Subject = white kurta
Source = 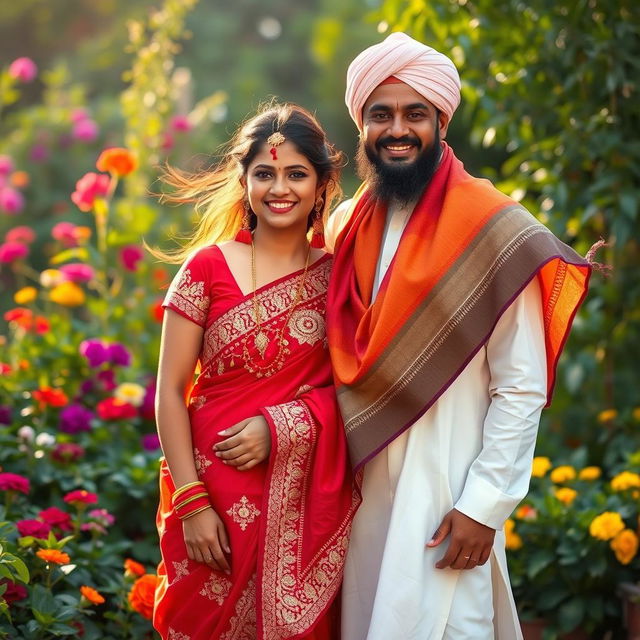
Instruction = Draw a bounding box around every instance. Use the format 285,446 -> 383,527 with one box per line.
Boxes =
336,202 -> 548,640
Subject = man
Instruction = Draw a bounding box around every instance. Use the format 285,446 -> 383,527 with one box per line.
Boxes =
325,32 -> 591,639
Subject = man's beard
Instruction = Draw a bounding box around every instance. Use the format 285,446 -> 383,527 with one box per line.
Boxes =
356,127 -> 441,204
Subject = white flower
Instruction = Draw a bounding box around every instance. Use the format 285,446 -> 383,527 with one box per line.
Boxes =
114,382 -> 146,407
17,425 -> 35,442
35,432 -> 55,447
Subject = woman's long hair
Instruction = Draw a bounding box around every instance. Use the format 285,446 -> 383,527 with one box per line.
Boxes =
152,102 -> 344,263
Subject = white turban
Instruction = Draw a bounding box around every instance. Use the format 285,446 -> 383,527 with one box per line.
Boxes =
345,32 -> 461,131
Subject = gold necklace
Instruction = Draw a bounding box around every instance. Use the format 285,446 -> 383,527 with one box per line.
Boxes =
243,239 -> 311,378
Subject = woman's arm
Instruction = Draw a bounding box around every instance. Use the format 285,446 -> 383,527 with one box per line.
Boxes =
156,309 -> 231,573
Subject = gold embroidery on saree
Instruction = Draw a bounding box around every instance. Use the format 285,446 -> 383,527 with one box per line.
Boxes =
170,559 -> 189,585
288,309 -> 325,346
199,573 -> 232,605
226,496 -> 261,531
168,628 -> 190,640
193,448 -> 212,477
166,268 -> 210,326
261,400 -> 354,637
220,575 -> 257,640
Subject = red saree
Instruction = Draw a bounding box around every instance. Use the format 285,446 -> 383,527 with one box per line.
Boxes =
154,246 -> 358,640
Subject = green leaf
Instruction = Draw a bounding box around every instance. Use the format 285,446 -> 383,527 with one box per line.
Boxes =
3,556 -> 29,584
31,584 -> 56,616
526,549 -> 555,579
557,597 -> 586,632
536,584 -> 569,611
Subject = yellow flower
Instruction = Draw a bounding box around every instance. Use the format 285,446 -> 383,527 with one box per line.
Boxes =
50,281 -> 85,307
632,407 -> 640,422
504,518 -> 523,550
597,409 -> 618,423
515,504 -> 537,520
14,286 -> 37,304
589,512 -> 625,541
611,471 -> 640,492
550,465 -> 577,483
610,529 -> 639,565
554,487 -> 578,505
531,456 -> 552,478
114,383 -> 146,408
578,466 -> 602,481
40,268 -> 65,288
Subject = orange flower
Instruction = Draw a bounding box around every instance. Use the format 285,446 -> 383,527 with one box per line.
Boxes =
611,529 -> 639,565
32,386 -> 68,408
36,548 -> 70,564
128,573 -> 158,619
80,585 -> 105,605
10,171 -> 30,189
124,558 -> 146,578
96,147 -> 137,176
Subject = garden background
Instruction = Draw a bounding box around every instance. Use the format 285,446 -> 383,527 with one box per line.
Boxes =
0,0 -> 638,638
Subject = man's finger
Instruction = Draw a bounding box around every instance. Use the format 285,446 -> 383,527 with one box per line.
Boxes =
477,547 -> 491,566
435,540 -> 460,569
427,517 -> 451,548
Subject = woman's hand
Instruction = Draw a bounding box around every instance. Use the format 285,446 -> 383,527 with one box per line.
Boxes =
214,416 -> 271,470
182,507 -> 231,573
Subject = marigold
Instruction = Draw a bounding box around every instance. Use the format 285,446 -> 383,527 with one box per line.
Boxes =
50,281 -> 85,307
550,465 -> 577,484
36,548 -> 70,565
128,573 -> 158,619
578,466 -> 602,481
597,409 -> 618,423
80,585 -> 105,605
589,511 -> 625,541
610,529 -> 639,565
96,147 -> 137,176
504,518 -> 523,550
124,558 -> 146,578
515,504 -> 537,520
632,407 -> 640,422
554,487 -> 578,505
14,286 -> 37,305
611,471 -> 640,492
531,456 -> 552,478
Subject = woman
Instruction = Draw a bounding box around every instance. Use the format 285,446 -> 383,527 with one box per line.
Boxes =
153,103 -> 359,640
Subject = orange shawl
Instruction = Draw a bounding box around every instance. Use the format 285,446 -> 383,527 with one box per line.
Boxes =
327,144 -> 591,470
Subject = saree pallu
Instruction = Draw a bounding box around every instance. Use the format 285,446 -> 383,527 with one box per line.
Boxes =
154,248 -> 358,640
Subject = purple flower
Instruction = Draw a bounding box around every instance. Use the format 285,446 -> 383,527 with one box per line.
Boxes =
79,379 -> 95,394
79,339 -> 109,368
8,57 -> 37,83
58,404 -> 94,434
29,144 -> 49,163
59,263 -> 95,283
0,405 -> 11,425
0,188 -> 25,215
107,343 -> 131,367
72,119 -> 99,143
170,115 -> 192,133
140,382 -> 156,421
141,433 -> 161,451
0,156 -> 14,176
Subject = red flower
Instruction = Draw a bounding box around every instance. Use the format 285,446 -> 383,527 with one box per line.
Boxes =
96,148 -> 137,177
38,507 -> 73,531
97,397 -> 138,421
32,386 -> 69,408
0,241 -> 28,263
150,299 -> 164,323
3,307 -> 50,334
5,226 -> 35,244
70,172 -> 111,212
128,574 -> 158,619
0,580 -> 27,605
0,473 -> 30,494
63,490 -> 98,506
51,442 -> 85,463
16,519 -> 51,539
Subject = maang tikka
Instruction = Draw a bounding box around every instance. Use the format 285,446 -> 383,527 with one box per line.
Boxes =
267,131 -> 285,160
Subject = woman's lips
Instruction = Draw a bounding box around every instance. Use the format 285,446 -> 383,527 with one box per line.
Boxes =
266,200 -> 296,213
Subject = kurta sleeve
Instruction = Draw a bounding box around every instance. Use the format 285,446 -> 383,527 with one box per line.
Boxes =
454,277 -> 547,530
162,249 -> 213,327
325,199 -> 353,253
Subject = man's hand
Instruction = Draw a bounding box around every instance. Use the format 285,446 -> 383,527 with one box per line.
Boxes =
214,416 -> 271,471
427,508 -> 495,570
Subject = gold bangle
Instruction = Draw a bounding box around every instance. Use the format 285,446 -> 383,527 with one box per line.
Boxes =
178,504 -> 211,520
172,481 -> 204,500
174,492 -> 209,511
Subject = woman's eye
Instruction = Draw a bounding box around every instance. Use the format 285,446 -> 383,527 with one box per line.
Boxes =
290,171 -> 308,179
255,171 -> 272,179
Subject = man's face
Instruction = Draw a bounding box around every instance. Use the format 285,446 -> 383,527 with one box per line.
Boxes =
357,82 -> 448,203
361,82 -> 447,167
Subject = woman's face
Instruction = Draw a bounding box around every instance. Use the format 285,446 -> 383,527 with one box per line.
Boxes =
245,140 -> 321,234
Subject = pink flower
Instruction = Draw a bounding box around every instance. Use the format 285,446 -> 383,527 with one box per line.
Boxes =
0,472 -> 30,494
70,108 -> 90,123
170,115 -> 192,132
161,132 -> 174,152
120,245 -> 144,271
51,442 -> 85,463
5,226 -> 35,244
59,263 -> 95,282
38,507 -> 72,531
0,187 -> 25,214
81,522 -> 107,535
72,119 -> 99,143
16,519 -> 51,539
63,490 -> 98,506
8,57 -> 38,83
71,172 -> 111,212
0,155 -> 14,176
0,242 -> 28,263
88,508 -> 115,526
51,221 -> 79,247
